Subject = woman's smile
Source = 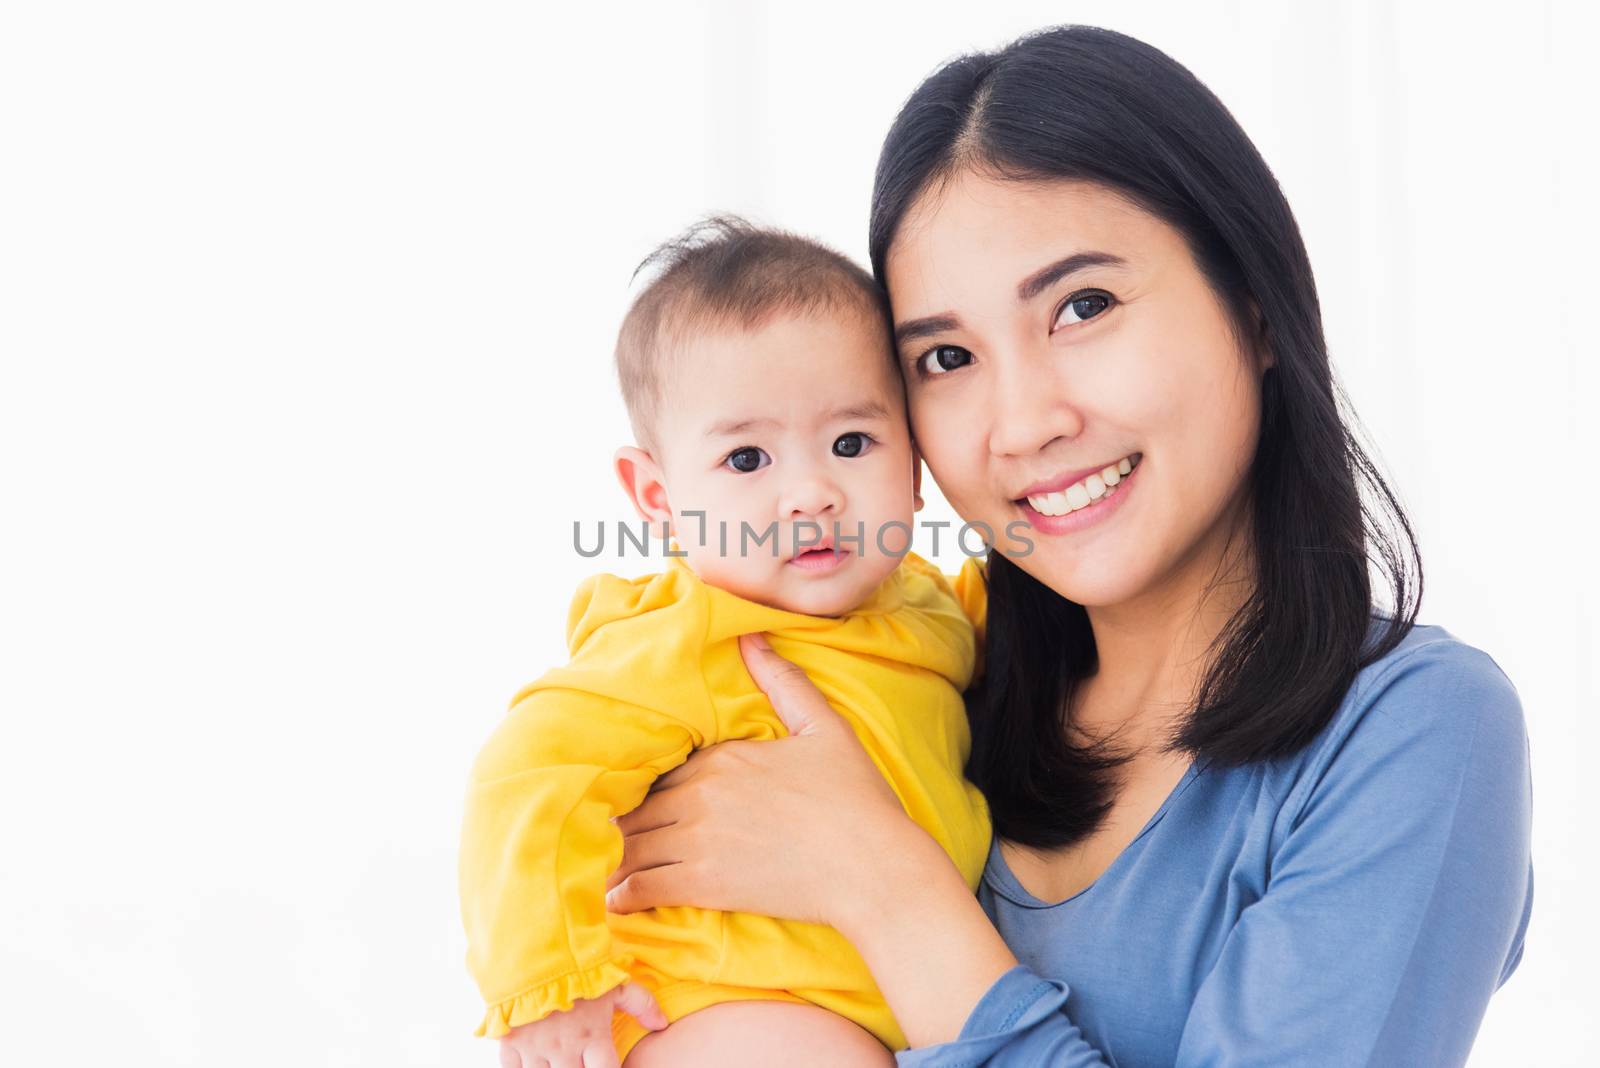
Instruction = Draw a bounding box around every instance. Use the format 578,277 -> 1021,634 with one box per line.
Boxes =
1012,453 -> 1143,536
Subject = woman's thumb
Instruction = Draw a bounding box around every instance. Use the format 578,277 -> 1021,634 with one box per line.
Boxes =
612,981 -> 668,1031
739,632 -> 837,737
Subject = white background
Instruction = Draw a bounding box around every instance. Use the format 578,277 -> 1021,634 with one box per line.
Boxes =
2,2 -> 1595,1064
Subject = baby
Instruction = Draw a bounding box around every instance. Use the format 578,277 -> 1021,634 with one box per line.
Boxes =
458,217 -> 991,1066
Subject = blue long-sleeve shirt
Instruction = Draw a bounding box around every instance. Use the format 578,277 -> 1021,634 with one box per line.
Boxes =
898,623 -> 1533,1067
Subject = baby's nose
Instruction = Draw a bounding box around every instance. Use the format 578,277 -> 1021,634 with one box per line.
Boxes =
781,475 -> 845,519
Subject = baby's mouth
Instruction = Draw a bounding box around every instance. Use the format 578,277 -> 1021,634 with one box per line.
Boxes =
788,536 -> 851,569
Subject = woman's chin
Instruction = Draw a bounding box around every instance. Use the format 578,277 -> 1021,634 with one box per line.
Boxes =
1007,549 -> 1153,609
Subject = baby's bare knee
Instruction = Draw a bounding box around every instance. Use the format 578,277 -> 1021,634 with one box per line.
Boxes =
625,1000 -> 894,1068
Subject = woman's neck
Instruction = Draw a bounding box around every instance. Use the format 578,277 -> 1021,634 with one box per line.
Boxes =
1074,498 -> 1256,752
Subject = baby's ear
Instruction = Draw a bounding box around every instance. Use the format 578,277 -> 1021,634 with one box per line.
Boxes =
613,446 -> 674,527
910,440 -> 926,513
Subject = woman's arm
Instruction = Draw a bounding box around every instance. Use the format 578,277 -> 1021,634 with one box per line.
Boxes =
605,633 -> 1019,1047
893,638 -> 1535,1067
1168,640 -> 1534,1065
895,640 -> 1534,1065
609,634 -> 1532,1065
829,807 -> 1020,1049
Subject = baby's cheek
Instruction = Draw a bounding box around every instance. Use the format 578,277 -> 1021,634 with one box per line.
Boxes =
873,514 -> 916,560
684,546 -> 765,601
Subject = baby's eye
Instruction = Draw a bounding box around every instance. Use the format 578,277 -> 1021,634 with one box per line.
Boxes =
916,345 -> 973,377
833,432 -> 874,458
1053,290 -> 1115,330
724,446 -> 770,474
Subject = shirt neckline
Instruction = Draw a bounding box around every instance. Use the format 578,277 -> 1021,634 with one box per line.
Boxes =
983,758 -> 1206,910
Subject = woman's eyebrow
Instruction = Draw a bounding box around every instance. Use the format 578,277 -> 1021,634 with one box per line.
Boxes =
894,314 -> 960,347
894,251 -> 1132,347
1017,251 -> 1130,301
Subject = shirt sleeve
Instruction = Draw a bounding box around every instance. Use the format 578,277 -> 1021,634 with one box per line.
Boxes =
457,681 -> 708,1038
895,966 -> 1101,1067
949,556 -> 989,680
897,639 -> 1534,1067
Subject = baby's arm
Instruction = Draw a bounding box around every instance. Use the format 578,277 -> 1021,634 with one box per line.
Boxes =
497,979 -> 667,1068
948,555 -> 988,641
459,681 -> 713,1042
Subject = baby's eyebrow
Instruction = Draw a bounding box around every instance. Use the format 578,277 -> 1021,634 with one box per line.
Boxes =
703,401 -> 891,439
828,401 -> 892,422
705,416 -> 777,438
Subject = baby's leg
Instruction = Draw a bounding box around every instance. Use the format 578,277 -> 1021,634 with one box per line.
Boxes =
624,999 -> 895,1068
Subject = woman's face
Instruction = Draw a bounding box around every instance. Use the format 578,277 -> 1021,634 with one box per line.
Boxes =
885,170 -> 1269,609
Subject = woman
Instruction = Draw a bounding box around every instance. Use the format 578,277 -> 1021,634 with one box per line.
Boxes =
606,25 -> 1533,1065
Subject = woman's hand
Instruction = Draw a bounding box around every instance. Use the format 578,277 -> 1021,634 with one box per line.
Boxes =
605,631 -> 1019,1048
604,632 -> 932,935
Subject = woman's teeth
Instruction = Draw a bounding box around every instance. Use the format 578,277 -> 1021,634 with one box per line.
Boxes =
1025,455 -> 1139,516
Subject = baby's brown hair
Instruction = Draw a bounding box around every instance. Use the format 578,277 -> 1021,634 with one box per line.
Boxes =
614,215 -> 893,456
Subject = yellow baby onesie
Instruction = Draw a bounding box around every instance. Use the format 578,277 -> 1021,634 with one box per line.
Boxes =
459,550 -> 991,1058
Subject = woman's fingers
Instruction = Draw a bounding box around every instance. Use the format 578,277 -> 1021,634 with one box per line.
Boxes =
646,754 -> 705,792
613,792 -> 680,837
607,855 -> 697,914
602,634 -> 911,928
606,821 -> 684,891
614,760 -> 711,833
738,632 -> 844,738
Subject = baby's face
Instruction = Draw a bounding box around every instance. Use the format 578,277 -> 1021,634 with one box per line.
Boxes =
650,306 -> 918,616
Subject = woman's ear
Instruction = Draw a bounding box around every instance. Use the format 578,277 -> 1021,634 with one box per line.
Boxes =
1249,300 -> 1275,373
613,446 -> 674,529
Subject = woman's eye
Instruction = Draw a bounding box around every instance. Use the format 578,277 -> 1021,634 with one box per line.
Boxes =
916,344 -> 973,377
833,432 -> 874,458
1053,290 -> 1115,329
724,446 -> 770,473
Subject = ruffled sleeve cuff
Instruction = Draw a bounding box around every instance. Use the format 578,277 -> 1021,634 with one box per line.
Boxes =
475,955 -> 635,1038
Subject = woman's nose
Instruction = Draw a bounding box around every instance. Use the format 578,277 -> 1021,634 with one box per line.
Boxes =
987,350 -> 1085,457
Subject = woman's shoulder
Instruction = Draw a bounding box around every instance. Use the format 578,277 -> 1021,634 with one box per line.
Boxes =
1275,620 -> 1529,819
1345,621 -> 1523,736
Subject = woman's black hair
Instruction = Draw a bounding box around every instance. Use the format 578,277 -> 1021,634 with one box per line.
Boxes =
868,25 -> 1422,849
